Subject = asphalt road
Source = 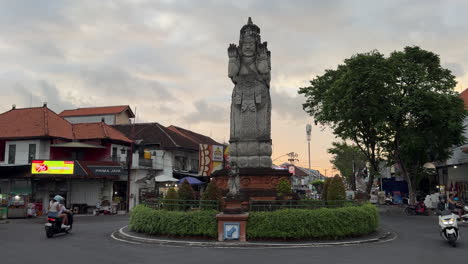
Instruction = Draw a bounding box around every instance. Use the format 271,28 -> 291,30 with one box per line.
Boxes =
0,208 -> 467,264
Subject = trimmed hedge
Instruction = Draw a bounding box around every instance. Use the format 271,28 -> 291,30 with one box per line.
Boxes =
247,203 -> 379,240
129,205 -> 218,238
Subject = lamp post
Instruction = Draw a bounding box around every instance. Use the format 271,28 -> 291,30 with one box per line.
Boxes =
306,124 -> 312,171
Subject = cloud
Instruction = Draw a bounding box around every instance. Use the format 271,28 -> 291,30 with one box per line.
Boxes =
183,100 -> 229,124
271,88 -> 310,123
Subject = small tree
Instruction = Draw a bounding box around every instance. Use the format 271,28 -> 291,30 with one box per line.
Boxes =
201,180 -> 221,210
178,179 -> 195,200
276,178 -> 291,197
327,175 -> 346,205
321,177 -> 333,201
164,187 -> 179,211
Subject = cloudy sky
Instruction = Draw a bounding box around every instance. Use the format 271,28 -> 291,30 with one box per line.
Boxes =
1,0 -> 467,175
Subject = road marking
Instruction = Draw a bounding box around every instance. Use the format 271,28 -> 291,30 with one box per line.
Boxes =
111,231 -> 141,245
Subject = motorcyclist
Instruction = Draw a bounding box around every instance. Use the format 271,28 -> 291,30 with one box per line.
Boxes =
53,195 -> 71,229
448,194 -> 463,219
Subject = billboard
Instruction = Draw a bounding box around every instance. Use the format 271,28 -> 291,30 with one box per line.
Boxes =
199,144 -> 229,176
31,160 -> 75,175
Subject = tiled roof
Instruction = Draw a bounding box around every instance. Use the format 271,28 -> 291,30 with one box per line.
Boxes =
0,106 -> 132,144
460,89 -> 468,108
59,105 -> 135,118
0,107 -> 74,140
167,125 -> 221,145
73,123 -> 132,143
113,123 -> 218,151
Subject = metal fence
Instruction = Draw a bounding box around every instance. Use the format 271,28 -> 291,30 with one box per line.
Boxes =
143,199 -> 219,211
249,200 -> 364,211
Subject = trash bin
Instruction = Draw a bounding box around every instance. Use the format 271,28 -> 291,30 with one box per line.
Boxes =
0,207 -> 8,220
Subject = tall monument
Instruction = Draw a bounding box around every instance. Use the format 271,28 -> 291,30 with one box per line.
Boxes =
213,18 -> 290,204
228,17 -> 272,169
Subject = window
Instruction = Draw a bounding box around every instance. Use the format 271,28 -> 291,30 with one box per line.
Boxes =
28,144 -> 36,163
8,144 -> 16,164
112,147 -> 118,161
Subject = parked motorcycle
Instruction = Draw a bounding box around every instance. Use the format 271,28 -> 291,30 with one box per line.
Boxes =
44,212 -> 73,238
405,201 -> 429,216
438,210 -> 459,247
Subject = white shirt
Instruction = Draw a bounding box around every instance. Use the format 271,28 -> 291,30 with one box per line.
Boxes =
49,201 -> 59,213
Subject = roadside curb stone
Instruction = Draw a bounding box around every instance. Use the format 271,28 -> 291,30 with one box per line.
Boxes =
112,226 -> 397,248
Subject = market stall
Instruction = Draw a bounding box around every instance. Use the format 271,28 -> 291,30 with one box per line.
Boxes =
7,193 -> 29,218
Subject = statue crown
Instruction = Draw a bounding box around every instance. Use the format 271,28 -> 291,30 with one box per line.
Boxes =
239,17 -> 260,43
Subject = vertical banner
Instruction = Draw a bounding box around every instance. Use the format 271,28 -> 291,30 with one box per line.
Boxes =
199,145 -> 229,176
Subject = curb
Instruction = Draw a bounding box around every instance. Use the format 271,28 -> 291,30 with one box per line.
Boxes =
112,226 -> 397,248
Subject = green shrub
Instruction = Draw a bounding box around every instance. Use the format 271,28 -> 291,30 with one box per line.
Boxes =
276,178 -> 291,196
247,203 -> 379,240
129,205 -> 218,238
322,177 -> 333,200
163,187 -> 180,211
178,179 -> 195,200
327,175 -> 346,205
201,180 -> 222,210
202,180 -> 221,201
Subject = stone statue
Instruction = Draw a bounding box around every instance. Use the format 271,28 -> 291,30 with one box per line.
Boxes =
227,161 -> 240,196
228,17 -> 272,169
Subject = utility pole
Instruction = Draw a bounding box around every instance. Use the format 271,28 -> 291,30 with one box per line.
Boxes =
306,124 -> 312,171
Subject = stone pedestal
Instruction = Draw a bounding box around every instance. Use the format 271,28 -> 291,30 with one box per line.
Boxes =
216,213 -> 249,242
213,168 -> 292,202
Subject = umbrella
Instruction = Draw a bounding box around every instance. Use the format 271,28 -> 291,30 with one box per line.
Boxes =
178,176 -> 203,185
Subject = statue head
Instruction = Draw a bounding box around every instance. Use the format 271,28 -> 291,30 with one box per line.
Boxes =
239,17 -> 261,57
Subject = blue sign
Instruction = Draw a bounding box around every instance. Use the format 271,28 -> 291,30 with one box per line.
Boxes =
223,223 -> 240,240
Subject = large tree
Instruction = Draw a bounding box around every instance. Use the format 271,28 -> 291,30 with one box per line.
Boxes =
299,46 -> 466,203
299,51 -> 392,194
328,142 -> 367,191
386,46 -> 466,204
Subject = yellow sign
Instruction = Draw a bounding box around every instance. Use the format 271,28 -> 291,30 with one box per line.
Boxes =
31,160 -> 75,174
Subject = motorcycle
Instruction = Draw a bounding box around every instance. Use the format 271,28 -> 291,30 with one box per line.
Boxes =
438,210 -> 459,247
405,201 -> 429,216
44,212 -> 73,238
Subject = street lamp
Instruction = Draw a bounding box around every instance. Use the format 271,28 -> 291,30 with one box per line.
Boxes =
306,124 -> 312,171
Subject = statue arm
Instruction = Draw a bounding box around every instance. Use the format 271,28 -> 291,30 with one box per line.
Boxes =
228,44 -> 240,80
256,42 -> 270,75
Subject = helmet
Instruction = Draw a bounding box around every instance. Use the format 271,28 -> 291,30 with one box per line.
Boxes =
53,195 -> 64,202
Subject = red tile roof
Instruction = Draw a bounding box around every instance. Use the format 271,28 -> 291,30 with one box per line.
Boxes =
59,105 -> 135,118
0,106 -> 132,144
73,123 -> 133,143
460,88 -> 468,108
113,123 -> 220,150
0,107 -> 74,140
167,125 -> 221,145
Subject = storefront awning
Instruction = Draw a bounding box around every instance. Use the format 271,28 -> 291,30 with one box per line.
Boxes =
155,174 -> 178,182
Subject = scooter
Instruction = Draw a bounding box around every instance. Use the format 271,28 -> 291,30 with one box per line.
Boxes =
438,210 -> 459,247
405,201 -> 429,216
44,212 -> 73,238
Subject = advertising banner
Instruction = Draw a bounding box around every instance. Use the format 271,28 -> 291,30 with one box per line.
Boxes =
31,160 -> 75,174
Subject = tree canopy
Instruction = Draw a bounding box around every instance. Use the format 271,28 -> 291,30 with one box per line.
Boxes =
299,46 -> 466,202
328,141 -> 367,191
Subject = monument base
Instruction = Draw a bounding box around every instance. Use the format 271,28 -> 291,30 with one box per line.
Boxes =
212,168 -> 292,203
216,213 -> 249,242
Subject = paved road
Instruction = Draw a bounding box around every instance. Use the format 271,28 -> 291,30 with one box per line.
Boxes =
0,209 -> 467,264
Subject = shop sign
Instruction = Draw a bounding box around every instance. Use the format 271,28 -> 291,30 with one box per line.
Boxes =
212,145 -> 224,162
88,166 -> 123,176
31,160 -> 74,174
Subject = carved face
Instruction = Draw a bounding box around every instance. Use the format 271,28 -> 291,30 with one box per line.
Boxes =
241,37 -> 256,57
